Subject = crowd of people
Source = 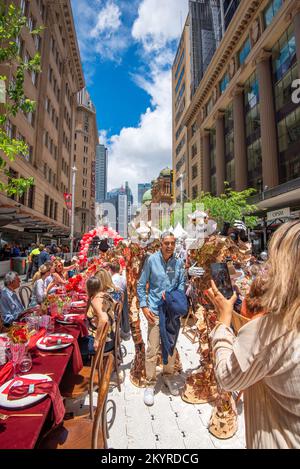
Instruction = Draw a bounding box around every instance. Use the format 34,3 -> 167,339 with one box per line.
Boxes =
0,217 -> 299,449
0,242 -> 70,262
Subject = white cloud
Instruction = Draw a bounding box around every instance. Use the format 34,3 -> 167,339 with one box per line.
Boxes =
72,0 -> 131,67
90,2 -> 121,38
104,0 -> 189,201
132,0 -> 188,52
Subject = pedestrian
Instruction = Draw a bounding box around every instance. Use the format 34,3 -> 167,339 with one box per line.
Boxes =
25,243 -> 36,282
207,220 -> 300,449
30,244 -> 41,278
38,245 -> 51,267
137,231 -> 186,406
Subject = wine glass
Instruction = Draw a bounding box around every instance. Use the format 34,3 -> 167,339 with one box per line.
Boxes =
18,353 -> 32,373
10,343 -> 26,378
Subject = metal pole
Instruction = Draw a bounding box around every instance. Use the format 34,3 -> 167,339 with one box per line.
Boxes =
70,166 -> 77,258
180,174 -> 184,227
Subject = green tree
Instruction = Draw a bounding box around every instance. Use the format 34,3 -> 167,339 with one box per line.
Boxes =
196,185 -> 258,229
0,2 -> 43,196
171,185 -> 258,230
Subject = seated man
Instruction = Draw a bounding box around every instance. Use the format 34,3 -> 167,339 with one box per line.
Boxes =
0,272 -> 24,326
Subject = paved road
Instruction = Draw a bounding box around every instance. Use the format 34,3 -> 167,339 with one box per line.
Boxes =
72,315 -> 246,449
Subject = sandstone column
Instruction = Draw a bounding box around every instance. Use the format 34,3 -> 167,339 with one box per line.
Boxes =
202,131 -> 211,193
256,50 -> 279,188
215,112 -> 226,195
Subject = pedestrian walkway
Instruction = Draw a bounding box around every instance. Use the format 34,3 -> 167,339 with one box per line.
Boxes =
102,315 -> 246,449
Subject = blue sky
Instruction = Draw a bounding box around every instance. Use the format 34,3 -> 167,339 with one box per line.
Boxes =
71,0 -> 189,201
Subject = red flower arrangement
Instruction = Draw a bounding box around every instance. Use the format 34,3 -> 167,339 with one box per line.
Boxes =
8,324 -> 30,344
65,274 -> 84,293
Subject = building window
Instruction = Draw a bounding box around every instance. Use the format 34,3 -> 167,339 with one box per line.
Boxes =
273,25 -> 296,84
192,164 -> 198,180
175,51 -> 185,79
191,121 -> 198,137
54,202 -> 58,221
264,0 -> 283,28
175,67 -> 185,95
44,194 -> 49,217
206,97 -> 214,116
238,37 -> 251,67
27,185 -> 35,209
191,143 -> 197,159
225,104 -> 235,188
244,72 -> 262,190
220,73 -> 229,94
192,186 -> 198,200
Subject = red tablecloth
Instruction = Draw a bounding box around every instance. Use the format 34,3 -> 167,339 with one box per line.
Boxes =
0,324 -> 81,449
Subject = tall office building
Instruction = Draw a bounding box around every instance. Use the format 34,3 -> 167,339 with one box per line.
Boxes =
138,183 -> 151,206
0,0 -> 85,245
118,192 -> 128,239
190,0 -> 223,96
74,88 -> 97,237
95,144 -> 108,203
173,0 -> 300,248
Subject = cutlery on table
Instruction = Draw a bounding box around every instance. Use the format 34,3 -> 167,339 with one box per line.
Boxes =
0,413 -> 43,420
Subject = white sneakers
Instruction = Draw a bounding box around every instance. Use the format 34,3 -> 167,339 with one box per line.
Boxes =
144,387 -> 155,406
163,375 -> 180,396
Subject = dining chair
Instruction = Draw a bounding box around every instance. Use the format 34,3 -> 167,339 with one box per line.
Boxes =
19,285 -> 32,309
38,353 -> 114,449
103,301 -> 123,392
38,323 -> 113,449
60,322 -> 109,401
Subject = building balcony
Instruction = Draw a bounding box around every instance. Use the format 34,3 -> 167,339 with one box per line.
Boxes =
249,177 -> 300,210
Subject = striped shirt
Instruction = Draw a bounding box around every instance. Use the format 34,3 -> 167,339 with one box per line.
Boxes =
211,315 -> 300,449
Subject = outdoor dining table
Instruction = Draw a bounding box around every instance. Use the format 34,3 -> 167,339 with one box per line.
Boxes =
0,324 -> 82,449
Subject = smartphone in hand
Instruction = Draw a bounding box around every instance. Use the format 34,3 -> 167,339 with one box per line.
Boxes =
210,263 -> 234,299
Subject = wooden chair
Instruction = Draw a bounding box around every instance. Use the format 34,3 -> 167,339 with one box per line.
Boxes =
38,353 -> 114,449
60,322 -> 109,401
104,301 -> 123,392
19,285 -> 32,308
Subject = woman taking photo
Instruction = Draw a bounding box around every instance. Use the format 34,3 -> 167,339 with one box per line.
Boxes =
46,260 -> 67,294
79,276 -> 115,364
207,220 -> 300,449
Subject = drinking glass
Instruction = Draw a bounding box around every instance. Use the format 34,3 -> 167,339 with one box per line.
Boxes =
18,352 -> 32,373
39,315 -> 50,330
10,342 -> 26,378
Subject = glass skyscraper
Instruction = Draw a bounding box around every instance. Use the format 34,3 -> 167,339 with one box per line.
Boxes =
95,144 -> 108,203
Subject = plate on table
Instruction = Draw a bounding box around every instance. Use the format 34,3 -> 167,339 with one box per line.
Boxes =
70,301 -> 86,308
36,333 -> 74,351
0,373 -> 52,409
55,315 -> 80,325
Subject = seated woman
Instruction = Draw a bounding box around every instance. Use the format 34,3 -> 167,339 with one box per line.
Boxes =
96,268 -> 123,303
46,260 -> 68,294
79,276 -> 115,364
29,264 -> 51,307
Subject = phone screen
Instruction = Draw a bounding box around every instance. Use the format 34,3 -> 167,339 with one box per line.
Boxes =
210,263 -> 234,299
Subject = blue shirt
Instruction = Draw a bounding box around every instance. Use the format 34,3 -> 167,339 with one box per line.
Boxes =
137,251 -> 186,315
0,287 -> 24,325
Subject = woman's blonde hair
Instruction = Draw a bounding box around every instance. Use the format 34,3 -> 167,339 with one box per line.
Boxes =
31,264 -> 50,284
95,268 -> 116,292
262,220 -> 300,326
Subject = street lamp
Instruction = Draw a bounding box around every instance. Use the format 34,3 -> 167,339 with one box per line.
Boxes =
70,166 -> 77,258
179,173 -> 184,227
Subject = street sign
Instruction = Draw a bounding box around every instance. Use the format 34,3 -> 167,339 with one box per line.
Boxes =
24,228 -> 48,234
267,207 -> 290,222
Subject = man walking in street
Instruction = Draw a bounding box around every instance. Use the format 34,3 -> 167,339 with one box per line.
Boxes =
137,232 -> 186,406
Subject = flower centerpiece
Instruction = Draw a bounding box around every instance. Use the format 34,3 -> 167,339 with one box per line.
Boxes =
8,324 -> 30,344
65,274 -> 84,294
